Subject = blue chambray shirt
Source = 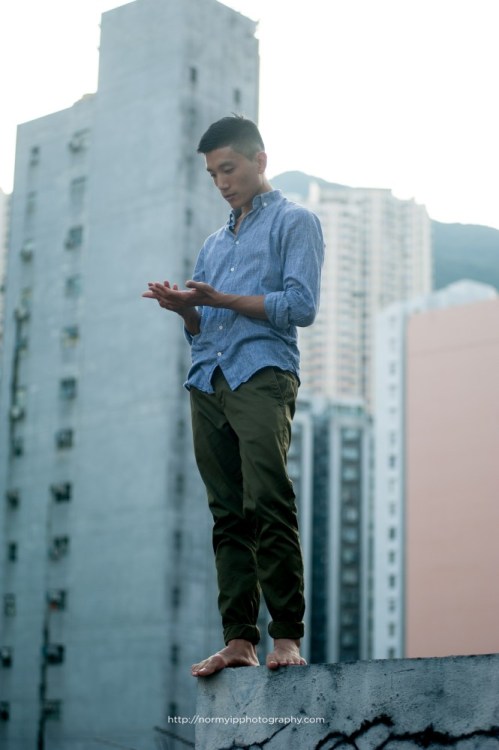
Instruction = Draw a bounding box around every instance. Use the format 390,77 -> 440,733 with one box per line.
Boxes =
184,189 -> 324,393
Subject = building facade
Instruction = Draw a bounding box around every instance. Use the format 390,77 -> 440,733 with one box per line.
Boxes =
291,395 -> 373,664
0,1 -> 258,748
373,281 -> 498,659
0,188 -> 9,349
299,181 -> 432,410
405,292 -> 499,658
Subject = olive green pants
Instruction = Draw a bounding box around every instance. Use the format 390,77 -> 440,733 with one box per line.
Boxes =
190,367 -> 305,645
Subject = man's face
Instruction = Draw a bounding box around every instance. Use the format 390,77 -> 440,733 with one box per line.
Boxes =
205,146 -> 267,215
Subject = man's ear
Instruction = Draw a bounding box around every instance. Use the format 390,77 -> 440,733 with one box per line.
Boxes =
256,151 -> 267,174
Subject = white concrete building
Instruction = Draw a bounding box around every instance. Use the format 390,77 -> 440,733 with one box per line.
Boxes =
0,1 -> 258,748
373,281 -> 498,659
0,188 -> 9,347
299,181 -> 432,410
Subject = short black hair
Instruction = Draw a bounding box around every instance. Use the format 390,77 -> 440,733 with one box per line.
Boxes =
197,115 -> 265,159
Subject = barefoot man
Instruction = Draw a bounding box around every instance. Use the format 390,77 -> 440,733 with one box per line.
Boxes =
143,116 -> 324,676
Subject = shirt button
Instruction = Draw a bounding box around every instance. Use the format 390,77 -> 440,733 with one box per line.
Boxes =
230,267 -> 235,272
217,352 -> 222,357
263,202 -> 267,207
235,240 -> 239,245
219,325 -> 223,330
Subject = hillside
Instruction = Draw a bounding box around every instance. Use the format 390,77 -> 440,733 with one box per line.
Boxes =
272,171 -> 499,292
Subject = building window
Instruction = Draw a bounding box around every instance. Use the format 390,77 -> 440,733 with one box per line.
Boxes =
389,575 -> 396,588
172,586 -> 181,608
65,275 -> 82,297
10,387 -> 26,421
173,530 -> 182,553
59,378 -> 77,400
26,191 -> 37,216
20,239 -> 34,262
0,702 -> 10,721
68,129 -> 89,153
170,644 -> 179,665
55,429 -> 73,450
234,88 -> 242,106
70,177 -> 86,210
189,66 -> 197,84
65,225 -> 83,249
0,647 -> 13,668
387,648 -> 396,659
175,473 -> 184,495
12,437 -> 24,457
44,644 -> 65,665
388,527 -> 396,540
47,590 -> 67,611
29,146 -> 40,166
388,623 -> 396,637
6,490 -> 20,509
61,325 -> 79,348
49,536 -> 70,561
50,483 -> 72,503
3,594 -> 16,617
7,543 -> 17,562
43,700 -> 62,720
342,568 -> 358,585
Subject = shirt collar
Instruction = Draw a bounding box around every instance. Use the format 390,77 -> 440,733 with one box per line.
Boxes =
228,189 -> 283,229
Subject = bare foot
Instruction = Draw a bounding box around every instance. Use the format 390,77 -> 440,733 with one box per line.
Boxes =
266,638 -> 307,670
191,639 -> 259,677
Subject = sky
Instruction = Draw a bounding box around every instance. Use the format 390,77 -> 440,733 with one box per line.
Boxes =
1,0 -> 498,229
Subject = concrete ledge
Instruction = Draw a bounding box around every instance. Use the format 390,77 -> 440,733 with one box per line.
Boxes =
196,654 -> 499,749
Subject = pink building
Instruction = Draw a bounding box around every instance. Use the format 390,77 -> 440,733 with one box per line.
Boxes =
405,297 -> 499,657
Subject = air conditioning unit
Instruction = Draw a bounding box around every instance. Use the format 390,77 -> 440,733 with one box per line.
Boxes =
55,430 -> 73,450
68,134 -> 85,152
44,644 -> 65,665
20,244 -> 34,262
0,647 -> 12,668
10,404 -> 25,421
50,483 -> 72,502
47,590 -> 67,610
42,700 -> 61,719
6,490 -> 20,508
49,536 -> 69,560
12,438 -> 24,457
0,701 -> 10,721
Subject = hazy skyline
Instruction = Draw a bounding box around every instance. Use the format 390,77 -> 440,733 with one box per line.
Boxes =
1,0 -> 498,229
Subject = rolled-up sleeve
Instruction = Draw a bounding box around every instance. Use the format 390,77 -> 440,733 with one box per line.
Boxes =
264,208 -> 324,330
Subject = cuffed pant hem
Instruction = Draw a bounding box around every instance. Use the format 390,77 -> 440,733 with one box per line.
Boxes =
224,624 -> 261,646
268,621 -> 305,641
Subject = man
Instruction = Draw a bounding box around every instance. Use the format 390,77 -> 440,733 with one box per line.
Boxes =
143,116 -> 324,676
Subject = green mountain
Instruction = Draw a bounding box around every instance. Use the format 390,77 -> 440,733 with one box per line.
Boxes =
271,171 -> 499,293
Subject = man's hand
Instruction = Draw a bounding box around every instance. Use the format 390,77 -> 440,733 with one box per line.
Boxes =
142,279 -> 268,325
142,280 -> 201,334
142,280 -> 197,311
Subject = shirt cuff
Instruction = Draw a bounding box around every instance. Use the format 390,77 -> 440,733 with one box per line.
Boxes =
264,292 -> 290,330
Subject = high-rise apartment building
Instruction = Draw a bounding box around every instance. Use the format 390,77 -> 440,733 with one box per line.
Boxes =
288,396 -> 373,664
0,1 -> 258,748
373,281 -> 498,660
0,188 -> 9,347
405,293 -> 499,659
299,181 -> 432,409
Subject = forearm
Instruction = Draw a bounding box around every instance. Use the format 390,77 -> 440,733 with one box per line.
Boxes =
217,293 -> 268,320
179,307 -> 201,335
